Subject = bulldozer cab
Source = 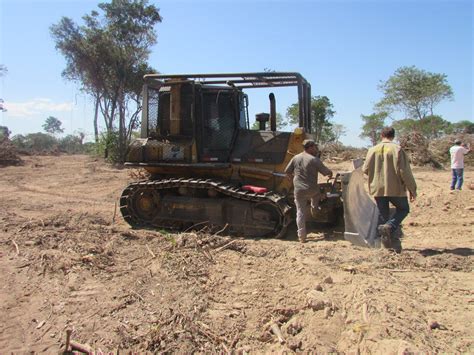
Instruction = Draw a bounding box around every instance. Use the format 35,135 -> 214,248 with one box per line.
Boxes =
140,73 -> 312,163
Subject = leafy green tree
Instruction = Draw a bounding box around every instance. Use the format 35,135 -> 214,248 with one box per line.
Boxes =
418,115 -> 452,139
12,133 -> 57,152
360,112 -> 388,145
392,119 -> 419,138
286,96 -> 335,143
0,65 -> 7,112
376,66 -> 453,121
75,130 -> 86,145
251,113 -> 287,130
95,130 -> 121,163
43,116 -> 64,135
0,126 -> 11,141
332,124 -> 347,144
392,115 -> 453,139
11,134 -> 26,149
59,134 -> 84,153
451,120 -> 474,134
50,0 -> 162,162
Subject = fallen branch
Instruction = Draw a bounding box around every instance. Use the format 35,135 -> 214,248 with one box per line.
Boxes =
201,249 -> 215,263
63,328 -> 93,353
215,239 -> 238,253
11,240 -> 19,255
17,262 -> 31,269
184,220 -> 209,232
146,244 -> 156,259
270,323 -> 285,344
65,329 -> 72,352
131,290 -> 145,302
36,324 -> 53,342
70,340 -> 93,354
362,302 -> 369,323
112,200 -> 117,224
195,321 -> 223,343
212,223 -> 229,237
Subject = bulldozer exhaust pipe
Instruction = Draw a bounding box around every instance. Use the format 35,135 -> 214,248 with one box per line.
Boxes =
269,93 -> 276,131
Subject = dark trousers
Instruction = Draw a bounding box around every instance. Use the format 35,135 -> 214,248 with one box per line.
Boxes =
451,168 -> 464,190
374,196 -> 410,233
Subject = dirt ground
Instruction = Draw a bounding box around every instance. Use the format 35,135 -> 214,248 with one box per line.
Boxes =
0,155 -> 473,354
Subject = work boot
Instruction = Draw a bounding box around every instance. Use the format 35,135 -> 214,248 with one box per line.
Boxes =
391,236 -> 402,254
377,224 -> 392,249
298,235 -> 307,243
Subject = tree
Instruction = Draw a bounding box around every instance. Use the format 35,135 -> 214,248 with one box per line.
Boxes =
392,115 -> 453,139
12,133 -> 57,152
376,66 -> 453,121
360,112 -> 388,145
417,115 -> 452,139
332,124 -> 347,144
76,130 -> 86,145
451,120 -> 474,134
0,65 -> 7,112
392,119 -> 419,138
287,96 -> 335,144
59,134 -> 84,153
0,126 -> 10,141
43,116 -> 64,135
50,0 -> 162,162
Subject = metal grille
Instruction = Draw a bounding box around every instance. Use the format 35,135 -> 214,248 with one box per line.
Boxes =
148,85 -> 192,137
180,84 -> 193,137
147,88 -> 160,135
202,92 -> 235,154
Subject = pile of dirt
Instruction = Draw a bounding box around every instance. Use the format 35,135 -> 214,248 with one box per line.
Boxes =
430,134 -> 474,166
399,132 -> 474,169
0,139 -> 22,166
321,143 -> 367,162
399,132 -> 442,168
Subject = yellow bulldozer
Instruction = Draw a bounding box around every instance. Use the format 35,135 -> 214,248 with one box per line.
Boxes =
121,72 -> 379,245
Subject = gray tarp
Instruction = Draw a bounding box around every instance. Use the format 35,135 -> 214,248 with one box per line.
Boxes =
341,166 -> 380,248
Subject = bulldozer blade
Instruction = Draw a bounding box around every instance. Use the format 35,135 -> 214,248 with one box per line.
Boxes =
340,167 -> 380,248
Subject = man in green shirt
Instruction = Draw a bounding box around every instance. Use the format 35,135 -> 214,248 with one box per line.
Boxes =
363,127 -> 417,253
285,139 -> 333,243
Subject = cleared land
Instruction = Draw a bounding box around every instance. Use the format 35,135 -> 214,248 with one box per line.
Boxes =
0,155 -> 473,353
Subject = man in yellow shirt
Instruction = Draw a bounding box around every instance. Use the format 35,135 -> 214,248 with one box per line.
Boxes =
363,127 -> 417,253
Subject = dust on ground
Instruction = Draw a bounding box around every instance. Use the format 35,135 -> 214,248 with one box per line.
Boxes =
0,155 -> 473,353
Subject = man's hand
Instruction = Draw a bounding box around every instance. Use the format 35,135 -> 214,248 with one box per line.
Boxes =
327,171 -> 333,179
409,191 -> 416,202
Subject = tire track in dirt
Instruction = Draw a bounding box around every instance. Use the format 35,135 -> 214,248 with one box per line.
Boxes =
0,258 -> 58,353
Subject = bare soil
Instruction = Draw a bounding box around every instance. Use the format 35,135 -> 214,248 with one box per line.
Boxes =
0,155 -> 473,353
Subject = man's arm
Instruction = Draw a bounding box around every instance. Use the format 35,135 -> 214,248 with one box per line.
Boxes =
284,158 -> 295,181
398,149 -> 417,201
314,158 -> 333,177
362,149 -> 373,175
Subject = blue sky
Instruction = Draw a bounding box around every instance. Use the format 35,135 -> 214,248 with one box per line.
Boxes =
0,0 -> 472,146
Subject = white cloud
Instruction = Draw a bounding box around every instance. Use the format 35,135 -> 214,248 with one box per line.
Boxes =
4,98 -> 73,118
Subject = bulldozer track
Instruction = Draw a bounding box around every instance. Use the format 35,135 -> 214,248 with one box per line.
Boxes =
120,178 -> 292,238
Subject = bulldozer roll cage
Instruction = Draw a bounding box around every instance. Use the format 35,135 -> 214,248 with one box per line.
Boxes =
143,72 -> 313,133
